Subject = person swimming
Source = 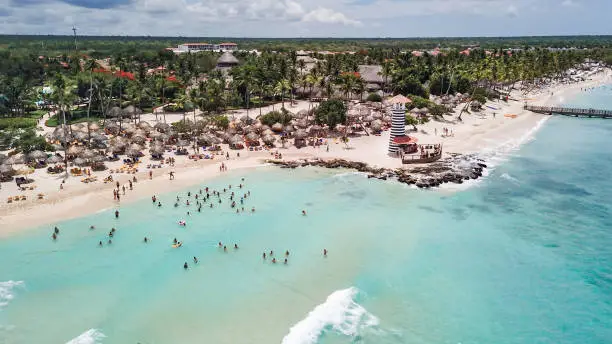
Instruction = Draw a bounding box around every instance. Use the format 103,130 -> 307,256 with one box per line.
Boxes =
186,200 -> 190,206
251,207 -> 255,213
52,233 -> 57,240
263,252 -> 266,259
284,258 -> 288,264
234,244 -> 239,249
178,220 -> 186,226
144,237 -> 148,243
210,203 -> 213,208
99,241 -> 103,247
183,262 -> 188,269
109,231 -> 114,238
285,250 -> 290,256
174,238 -> 178,244
108,239 -> 112,244
272,258 -> 277,264
193,256 -> 198,264
188,192 -> 191,197
89,225 -> 95,230
223,245 -> 227,252
302,210 -> 306,216
158,202 -> 162,207
323,249 -> 327,256
174,203 -> 179,208
111,228 -> 116,233
269,250 -> 274,256
54,226 -> 60,234
115,210 -> 119,218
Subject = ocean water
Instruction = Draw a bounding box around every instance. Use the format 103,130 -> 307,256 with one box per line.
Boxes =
1,87 -> 612,344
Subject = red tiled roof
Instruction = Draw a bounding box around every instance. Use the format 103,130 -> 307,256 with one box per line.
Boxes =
393,136 -> 418,144
219,42 -> 237,46
115,71 -> 135,80
183,43 -> 210,46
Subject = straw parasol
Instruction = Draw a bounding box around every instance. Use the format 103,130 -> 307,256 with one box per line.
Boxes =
137,121 -> 152,130
105,122 -> 120,134
230,134 -> 243,144
107,106 -> 122,119
149,145 -> 164,156
295,109 -> 308,119
80,149 -> 96,160
263,129 -> 274,136
296,119 -> 309,129
154,122 -> 170,132
262,135 -> 275,145
89,122 -> 101,131
66,145 -> 83,155
245,132 -> 259,143
73,131 -> 88,142
410,108 -> 421,114
91,133 -> 107,142
294,129 -> 308,139
283,125 -> 295,133
0,164 -> 14,175
131,135 -> 146,144
47,155 -> 63,164
0,153 -> 6,164
73,157 -> 87,166
370,120 -> 382,132
271,123 -> 283,132
123,105 -> 142,119
240,115 -> 255,125
5,155 -> 25,165
28,150 -> 47,161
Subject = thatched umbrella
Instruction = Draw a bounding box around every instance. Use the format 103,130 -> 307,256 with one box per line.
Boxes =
80,149 -> 96,160
71,123 -> 85,132
52,126 -> 71,142
370,120 -> 382,132
244,125 -> 257,134
294,129 -> 308,139
123,105 -> 142,119
263,129 -> 274,136
197,134 -> 213,146
126,149 -> 140,157
364,115 -> 375,123
262,135 -> 275,146
89,122 -> 101,131
283,125 -> 295,133
105,122 -> 120,135
107,106 -> 122,119
261,125 -> 271,132
272,123 -> 283,132
47,155 -> 63,164
73,157 -> 87,166
0,164 -> 15,176
0,153 -> 7,164
149,145 -> 164,156
137,121 -> 152,130
295,110 -> 308,119
230,134 -> 243,145
131,135 -> 146,144
240,115 -> 255,125
245,132 -> 259,143
91,133 -> 108,142
28,150 -> 47,161
5,155 -> 25,165
91,155 -> 106,163
296,119 -> 309,129
410,108 -> 420,114
335,124 -> 347,133
73,131 -> 88,142
66,145 -> 83,156
154,122 -> 170,132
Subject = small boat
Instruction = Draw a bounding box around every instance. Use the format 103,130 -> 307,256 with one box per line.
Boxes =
172,242 -> 182,248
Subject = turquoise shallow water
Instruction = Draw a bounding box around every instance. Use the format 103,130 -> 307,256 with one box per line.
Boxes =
1,86 -> 612,344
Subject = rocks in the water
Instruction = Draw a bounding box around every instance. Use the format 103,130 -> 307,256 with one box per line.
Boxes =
266,155 -> 488,189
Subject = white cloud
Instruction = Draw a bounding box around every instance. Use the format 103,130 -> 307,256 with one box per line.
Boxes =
302,7 -> 362,26
506,4 -> 519,17
561,0 -> 578,7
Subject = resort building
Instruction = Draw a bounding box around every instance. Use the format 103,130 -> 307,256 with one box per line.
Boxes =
358,65 -> 389,93
171,42 -> 238,54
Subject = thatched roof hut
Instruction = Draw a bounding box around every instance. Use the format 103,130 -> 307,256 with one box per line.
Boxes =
272,123 -> 283,132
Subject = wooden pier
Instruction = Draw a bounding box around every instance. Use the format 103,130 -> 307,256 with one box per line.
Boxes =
524,105 -> 612,118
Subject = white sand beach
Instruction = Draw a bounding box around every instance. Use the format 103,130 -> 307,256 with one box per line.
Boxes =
1,69 -> 610,236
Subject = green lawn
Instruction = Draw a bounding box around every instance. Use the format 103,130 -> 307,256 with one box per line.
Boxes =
0,117 -> 38,130
45,115 -> 104,127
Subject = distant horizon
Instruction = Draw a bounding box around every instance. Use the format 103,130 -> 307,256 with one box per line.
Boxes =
2,34 -> 612,39
1,0 -> 610,38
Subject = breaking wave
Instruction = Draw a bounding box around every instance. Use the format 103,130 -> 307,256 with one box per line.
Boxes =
66,329 -> 106,344
281,287 -> 379,344
0,280 -> 24,309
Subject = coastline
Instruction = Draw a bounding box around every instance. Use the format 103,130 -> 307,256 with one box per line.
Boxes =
1,69 -> 610,237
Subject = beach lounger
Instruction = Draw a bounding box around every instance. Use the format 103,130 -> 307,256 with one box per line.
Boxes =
7,197 -> 12,203
20,195 -> 26,201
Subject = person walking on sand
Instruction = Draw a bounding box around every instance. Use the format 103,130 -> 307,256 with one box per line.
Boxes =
149,171 -> 153,180
169,171 -> 175,180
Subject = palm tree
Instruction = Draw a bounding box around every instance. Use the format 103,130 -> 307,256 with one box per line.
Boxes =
51,74 -> 77,175
274,79 -> 291,109
84,59 -> 98,144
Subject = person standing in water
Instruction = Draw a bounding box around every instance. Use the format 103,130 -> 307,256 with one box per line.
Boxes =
183,262 -> 188,269
193,257 -> 198,264
115,210 -> 119,218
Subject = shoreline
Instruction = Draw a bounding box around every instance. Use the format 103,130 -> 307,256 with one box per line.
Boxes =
1,70 -> 610,238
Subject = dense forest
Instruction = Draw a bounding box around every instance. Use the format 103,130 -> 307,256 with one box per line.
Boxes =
0,35 -> 610,154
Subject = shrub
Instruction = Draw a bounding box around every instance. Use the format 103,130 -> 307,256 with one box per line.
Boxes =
315,99 -> 346,129
366,93 -> 382,102
211,115 -> 229,129
259,110 -> 292,126
0,117 -> 37,130
407,95 -> 431,109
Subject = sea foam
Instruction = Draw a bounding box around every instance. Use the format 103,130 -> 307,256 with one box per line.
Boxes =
0,280 -> 24,309
66,329 -> 106,344
281,287 -> 379,344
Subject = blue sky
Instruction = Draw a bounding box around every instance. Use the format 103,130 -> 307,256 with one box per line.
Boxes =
0,0 -> 609,37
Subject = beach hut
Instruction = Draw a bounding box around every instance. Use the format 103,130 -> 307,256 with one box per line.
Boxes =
262,129 -> 274,137
79,149 -> 96,160
137,121 -> 152,131
296,119 -> 309,129
283,125 -> 295,134
229,135 -> 244,150
123,105 -> 142,119
89,122 -> 101,131
73,131 -> 89,142
240,115 -> 255,125
310,125 -> 325,137
107,106 -> 122,119
105,122 -> 120,135
149,145 -> 164,159
370,120 -> 383,134
154,122 -> 171,133
293,129 -> 308,148
295,110 -> 307,119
